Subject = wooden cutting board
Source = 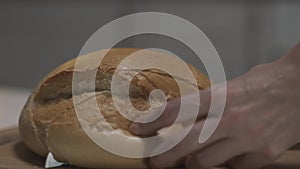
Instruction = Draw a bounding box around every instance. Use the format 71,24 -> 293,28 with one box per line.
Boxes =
0,127 -> 299,169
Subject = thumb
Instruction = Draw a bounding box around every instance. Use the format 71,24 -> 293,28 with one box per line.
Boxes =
129,90 -> 211,136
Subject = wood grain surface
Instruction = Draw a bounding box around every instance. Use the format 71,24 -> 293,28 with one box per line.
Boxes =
0,127 -> 299,169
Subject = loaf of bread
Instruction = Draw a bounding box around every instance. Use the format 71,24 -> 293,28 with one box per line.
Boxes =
19,48 -> 210,168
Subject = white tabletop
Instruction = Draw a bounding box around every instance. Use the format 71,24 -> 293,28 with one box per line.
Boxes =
0,86 -> 30,130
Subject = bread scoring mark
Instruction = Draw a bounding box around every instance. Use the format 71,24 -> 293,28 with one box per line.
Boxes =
32,90 -> 159,137
35,64 -> 207,103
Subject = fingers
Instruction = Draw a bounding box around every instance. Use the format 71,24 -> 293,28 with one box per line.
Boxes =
228,149 -> 282,169
130,90 -> 211,136
148,119 -> 226,169
185,139 -> 244,169
228,154 -> 267,169
129,97 -> 180,136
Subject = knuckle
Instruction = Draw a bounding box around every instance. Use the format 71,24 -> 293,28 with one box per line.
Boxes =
224,107 -> 244,126
261,144 -> 280,160
188,156 -> 207,169
149,158 -> 163,169
247,126 -> 262,139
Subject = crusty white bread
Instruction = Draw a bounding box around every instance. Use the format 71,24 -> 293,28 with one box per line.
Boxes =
19,48 -> 211,168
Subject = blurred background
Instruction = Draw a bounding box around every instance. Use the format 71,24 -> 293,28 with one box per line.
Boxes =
0,0 -> 300,128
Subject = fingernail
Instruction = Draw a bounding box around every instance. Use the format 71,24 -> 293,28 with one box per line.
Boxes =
129,123 -> 141,134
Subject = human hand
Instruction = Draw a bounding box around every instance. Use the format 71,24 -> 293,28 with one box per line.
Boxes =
129,42 -> 300,169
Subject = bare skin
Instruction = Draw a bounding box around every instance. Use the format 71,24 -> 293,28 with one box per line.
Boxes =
129,42 -> 300,169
